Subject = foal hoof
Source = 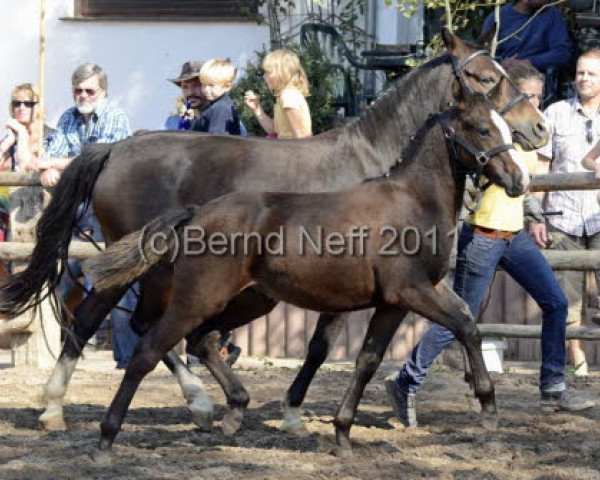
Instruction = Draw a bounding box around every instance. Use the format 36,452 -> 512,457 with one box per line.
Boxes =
39,414 -> 67,432
222,407 -> 244,437
91,448 -> 113,465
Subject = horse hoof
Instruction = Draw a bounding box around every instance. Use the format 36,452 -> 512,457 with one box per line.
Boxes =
334,445 -> 353,458
188,401 -> 214,432
479,412 -> 499,430
221,407 -> 244,437
39,414 -> 67,432
91,448 -> 113,465
280,419 -> 310,437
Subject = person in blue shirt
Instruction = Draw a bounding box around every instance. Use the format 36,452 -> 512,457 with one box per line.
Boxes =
482,0 -> 573,74
39,63 -> 139,369
192,59 -> 241,135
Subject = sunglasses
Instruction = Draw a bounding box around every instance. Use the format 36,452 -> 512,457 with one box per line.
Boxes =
586,119 -> 594,144
73,88 -> 99,96
11,100 -> 37,108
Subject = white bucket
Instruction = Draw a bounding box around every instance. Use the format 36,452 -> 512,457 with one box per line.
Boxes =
481,338 -> 507,374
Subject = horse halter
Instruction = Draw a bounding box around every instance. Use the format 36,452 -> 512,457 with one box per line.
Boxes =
450,51 -> 529,117
439,115 -> 514,213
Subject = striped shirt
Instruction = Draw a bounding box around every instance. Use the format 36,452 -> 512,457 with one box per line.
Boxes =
45,98 -> 131,158
539,97 -> 600,236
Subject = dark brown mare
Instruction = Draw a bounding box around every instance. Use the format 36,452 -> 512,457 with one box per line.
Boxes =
83,89 -> 523,460
0,30 -> 547,435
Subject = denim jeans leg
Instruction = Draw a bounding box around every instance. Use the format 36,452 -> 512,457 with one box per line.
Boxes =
57,258 -> 84,300
499,230 -> 567,392
111,283 -> 140,368
396,224 -> 504,394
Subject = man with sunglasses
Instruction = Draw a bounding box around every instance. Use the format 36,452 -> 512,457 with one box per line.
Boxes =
38,63 -> 139,370
532,49 -> 600,378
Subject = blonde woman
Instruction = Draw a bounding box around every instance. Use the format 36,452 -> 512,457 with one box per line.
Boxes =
244,49 -> 312,139
0,83 -> 47,173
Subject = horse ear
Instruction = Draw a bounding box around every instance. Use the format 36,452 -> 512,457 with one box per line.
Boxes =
442,27 -> 468,56
441,27 -> 456,51
477,24 -> 497,49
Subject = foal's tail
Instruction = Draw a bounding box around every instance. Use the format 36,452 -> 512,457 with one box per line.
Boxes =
0,143 -> 113,317
83,207 -> 197,292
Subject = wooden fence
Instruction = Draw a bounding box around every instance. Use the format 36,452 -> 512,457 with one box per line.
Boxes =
1,171 -> 600,365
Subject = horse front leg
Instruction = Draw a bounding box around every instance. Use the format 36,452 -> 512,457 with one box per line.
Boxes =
400,281 -> 497,417
333,307 -> 406,458
39,288 -> 124,431
281,312 -> 348,435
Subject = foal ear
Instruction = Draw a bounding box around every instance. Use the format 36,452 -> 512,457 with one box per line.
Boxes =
477,24 -> 497,50
442,26 -> 469,57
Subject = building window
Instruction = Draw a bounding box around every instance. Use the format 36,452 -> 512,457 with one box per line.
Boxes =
75,1 -> 258,20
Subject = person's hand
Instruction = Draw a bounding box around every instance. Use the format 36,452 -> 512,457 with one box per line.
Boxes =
594,157 -> 600,180
5,119 -> 28,138
40,167 -> 61,188
244,90 -> 261,113
528,222 -> 548,248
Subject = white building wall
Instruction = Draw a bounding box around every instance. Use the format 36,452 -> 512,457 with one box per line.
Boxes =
0,0 -> 269,130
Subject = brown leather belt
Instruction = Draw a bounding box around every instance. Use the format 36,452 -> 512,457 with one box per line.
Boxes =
472,225 -> 518,240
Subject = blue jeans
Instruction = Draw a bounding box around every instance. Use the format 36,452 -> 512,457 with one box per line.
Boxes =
396,224 -> 568,394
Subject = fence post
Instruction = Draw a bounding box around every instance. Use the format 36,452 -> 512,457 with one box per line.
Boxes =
8,186 -> 60,368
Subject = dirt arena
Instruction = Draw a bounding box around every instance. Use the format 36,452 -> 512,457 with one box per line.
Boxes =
1,349 -> 599,480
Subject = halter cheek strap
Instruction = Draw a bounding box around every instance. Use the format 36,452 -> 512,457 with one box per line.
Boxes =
439,117 -> 514,213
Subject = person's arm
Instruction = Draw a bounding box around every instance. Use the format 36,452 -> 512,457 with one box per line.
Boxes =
526,10 -> 573,71
0,129 -> 16,170
527,154 -> 551,248
244,91 -> 275,136
37,114 -> 74,186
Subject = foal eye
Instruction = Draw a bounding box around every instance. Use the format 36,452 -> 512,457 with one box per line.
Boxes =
478,128 -> 491,137
480,76 -> 496,85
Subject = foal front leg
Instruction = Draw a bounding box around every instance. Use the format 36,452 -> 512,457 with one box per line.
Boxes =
400,281 -> 496,415
281,312 -> 348,435
334,307 -> 407,457
39,288 -> 124,431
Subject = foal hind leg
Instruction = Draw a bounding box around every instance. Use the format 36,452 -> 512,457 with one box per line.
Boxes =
93,298 -> 223,463
39,287 -> 125,431
400,281 -> 496,415
281,312 -> 348,435
185,287 -> 278,435
131,277 -> 215,431
334,307 -> 407,457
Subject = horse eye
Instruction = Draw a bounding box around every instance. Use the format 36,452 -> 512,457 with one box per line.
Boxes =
478,128 -> 491,137
480,77 -> 496,85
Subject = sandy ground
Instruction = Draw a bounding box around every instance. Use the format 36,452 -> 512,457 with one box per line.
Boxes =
1,349 -> 600,480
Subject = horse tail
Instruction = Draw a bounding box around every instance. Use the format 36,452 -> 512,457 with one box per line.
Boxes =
83,206 -> 197,292
0,143 -> 113,317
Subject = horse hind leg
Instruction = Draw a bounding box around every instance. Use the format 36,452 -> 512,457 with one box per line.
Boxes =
185,287 -> 278,436
161,351 -> 214,432
281,312 -> 348,436
333,307 -> 407,458
39,288 -> 123,431
399,281 -> 497,417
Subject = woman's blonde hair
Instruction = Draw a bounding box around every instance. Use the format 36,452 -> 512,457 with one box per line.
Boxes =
9,83 -> 44,154
262,49 -> 309,97
200,59 -> 236,87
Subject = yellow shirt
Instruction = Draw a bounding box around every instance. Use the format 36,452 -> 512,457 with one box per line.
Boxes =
273,87 -> 312,139
467,147 -> 538,232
